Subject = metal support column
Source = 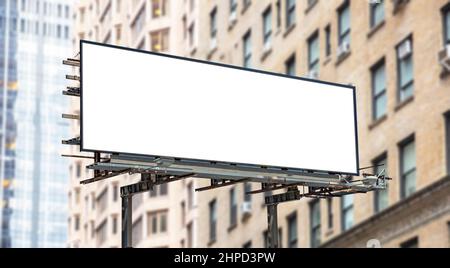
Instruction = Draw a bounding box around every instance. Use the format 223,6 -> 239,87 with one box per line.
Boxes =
266,203 -> 279,248
121,191 -> 133,248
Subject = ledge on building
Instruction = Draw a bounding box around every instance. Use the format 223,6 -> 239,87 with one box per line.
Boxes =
227,223 -> 237,233
368,114 -> 388,130
260,48 -> 273,62
394,95 -> 414,112
305,0 -> 318,14
283,23 -> 296,39
367,20 -> 385,39
207,239 -> 216,247
440,68 -> 450,79
323,55 -> 332,66
319,175 -> 450,248
335,50 -> 351,66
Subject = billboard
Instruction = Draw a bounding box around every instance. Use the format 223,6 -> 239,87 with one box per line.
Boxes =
80,41 -> 359,175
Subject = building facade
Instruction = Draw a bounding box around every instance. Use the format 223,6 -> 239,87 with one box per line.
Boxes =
69,0 -> 450,248
1,0 -> 72,248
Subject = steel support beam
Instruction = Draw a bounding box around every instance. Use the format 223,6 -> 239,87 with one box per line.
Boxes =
121,192 -> 133,248
266,204 -> 279,248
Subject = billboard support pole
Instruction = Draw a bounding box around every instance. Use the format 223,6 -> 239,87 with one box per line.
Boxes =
121,188 -> 133,248
266,203 -> 279,248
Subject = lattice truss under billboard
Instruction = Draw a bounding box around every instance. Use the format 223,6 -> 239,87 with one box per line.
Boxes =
62,41 -> 390,248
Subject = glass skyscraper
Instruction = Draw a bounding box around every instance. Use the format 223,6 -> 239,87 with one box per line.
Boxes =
1,0 -> 72,248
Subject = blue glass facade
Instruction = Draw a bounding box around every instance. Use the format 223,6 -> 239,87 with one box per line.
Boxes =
0,0 -> 18,248
1,0 -> 71,248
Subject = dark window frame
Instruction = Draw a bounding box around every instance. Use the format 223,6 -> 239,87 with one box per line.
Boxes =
243,30 -> 252,68
400,236 -> 419,248
229,187 -> 238,227
209,199 -> 217,242
325,24 -> 331,57
341,193 -> 354,232
210,7 -> 217,39
442,3 -> 450,45
396,35 -> 414,103
371,57 -> 387,120
285,53 -> 296,76
369,0 -> 385,28
262,6 -> 272,45
307,30 -> 320,72
309,199 -> 321,248
337,0 -> 350,45
287,211 -> 298,248
399,134 -> 416,199
285,0 -> 296,29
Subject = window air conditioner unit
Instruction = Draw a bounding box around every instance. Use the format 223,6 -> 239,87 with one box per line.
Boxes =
307,69 -> 318,79
210,37 -> 217,51
229,11 -> 237,26
337,41 -> 350,58
438,44 -> 450,72
397,39 -> 412,60
241,201 -> 252,218
392,0 -> 409,14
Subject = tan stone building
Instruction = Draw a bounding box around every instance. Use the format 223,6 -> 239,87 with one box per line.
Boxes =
68,0 -> 450,248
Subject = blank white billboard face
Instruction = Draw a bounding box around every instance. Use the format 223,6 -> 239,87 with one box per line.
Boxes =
81,41 -> 359,175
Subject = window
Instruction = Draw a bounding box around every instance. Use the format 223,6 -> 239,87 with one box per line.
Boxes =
230,0 -> 238,15
209,199 -> 217,242
276,0 -> 281,28
373,154 -> 389,212
243,31 -> 252,68
400,237 -> 418,248
116,0 -> 121,13
64,26 -> 69,39
188,23 -> 195,47
148,212 -> 158,234
65,5 -> 70,19
75,215 -> 80,231
112,215 -> 118,234
285,54 -> 296,76
371,59 -> 387,120
341,194 -> 354,231
338,0 -> 350,46
287,212 -> 297,248
285,0 -> 296,29
181,201 -> 186,225
210,7 -> 217,40
443,4 -> 450,45
446,112 -> 450,174
160,183 -> 168,196
57,4 -> 62,17
243,0 -> 251,10
187,182 -> 194,209
263,6 -> 272,48
244,182 -> 252,202
151,29 -> 169,52
76,162 -> 81,178
96,188 -> 108,213
96,220 -> 107,246
131,6 -> 146,42
115,25 -> 122,43
396,36 -> 414,102
310,200 -> 321,248
229,187 -> 237,227
243,241 -> 252,248
152,0 -> 167,18
325,25 -> 331,57
400,136 -> 416,199
187,222 -> 193,248
20,19 -> 25,33
327,198 -> 333,229
370,0 -> 384,28
160,211 -> 167,233
132,217 -> 143,247
308,31 -> 319,74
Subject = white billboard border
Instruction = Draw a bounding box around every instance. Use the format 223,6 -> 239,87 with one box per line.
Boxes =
79,40 -> 360,176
